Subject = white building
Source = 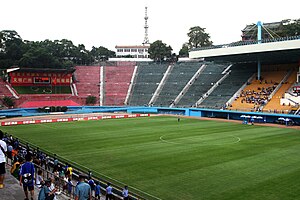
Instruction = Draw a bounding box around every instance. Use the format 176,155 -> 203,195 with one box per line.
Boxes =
115,45 -> 150,59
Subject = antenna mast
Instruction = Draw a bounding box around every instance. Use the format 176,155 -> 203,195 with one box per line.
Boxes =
143,6 -> 149,45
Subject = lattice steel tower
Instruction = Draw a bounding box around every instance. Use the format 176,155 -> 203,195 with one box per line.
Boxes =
143,6 -> 149,45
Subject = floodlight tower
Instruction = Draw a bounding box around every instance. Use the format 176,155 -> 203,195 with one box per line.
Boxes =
143,6 -> 150,45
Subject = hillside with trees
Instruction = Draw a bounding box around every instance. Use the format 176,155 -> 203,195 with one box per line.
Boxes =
0,30 -> 115,69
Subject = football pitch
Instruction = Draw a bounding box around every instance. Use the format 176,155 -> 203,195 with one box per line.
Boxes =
2,116 -> 300,200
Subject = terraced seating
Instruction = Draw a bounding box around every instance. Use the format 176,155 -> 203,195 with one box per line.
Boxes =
230,70 -> 287,111
129,63 -> 168,106
74,66 -> 101,100
263,70 -> 297,113
154,62 -> 202,106
0,79 -> 13,97
176,62 -> 227,107
200,64 -> 256,108
105,65 -> 135,105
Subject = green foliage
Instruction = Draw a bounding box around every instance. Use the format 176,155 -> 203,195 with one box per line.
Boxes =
2,117 -> 300,199
179,43 -> 189,57
90,46 -> 115,61
281,20 -> 300,36
2,96 -> 15,107
0,30 -> 116,69
148,40 -> 173,62
86,95 -> 97,105
187,26 -> 213,48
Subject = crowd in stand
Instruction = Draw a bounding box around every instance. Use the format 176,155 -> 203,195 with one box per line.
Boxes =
237,85 -> 277,111
0,131 -> 130,200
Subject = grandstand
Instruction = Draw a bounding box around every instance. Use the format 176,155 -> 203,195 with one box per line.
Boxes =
104,63 -> 135,106
176,62 -> 227,107
153,62 -> 201,106
0,60 -> 298,113
128,62 -> 169,106
200,64 -> 257,108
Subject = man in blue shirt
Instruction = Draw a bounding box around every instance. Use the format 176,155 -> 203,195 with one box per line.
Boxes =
20,153 -> 35,200
74,174 -> 91,200
122,185 -> 129,200
0,130 -> 7,189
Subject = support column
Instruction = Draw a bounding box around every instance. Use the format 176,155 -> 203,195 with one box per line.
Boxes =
257,21 -> 262,44
257,21 -> 262,80
258,60 -> 261,80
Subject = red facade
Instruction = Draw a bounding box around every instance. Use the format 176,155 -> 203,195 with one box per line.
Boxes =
9,71 -> 72,86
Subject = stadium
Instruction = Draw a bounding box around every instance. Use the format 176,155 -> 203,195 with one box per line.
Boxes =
0,10 -> 300,200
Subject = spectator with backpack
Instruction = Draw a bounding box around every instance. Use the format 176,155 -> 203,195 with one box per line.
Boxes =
20,153 -> 35,200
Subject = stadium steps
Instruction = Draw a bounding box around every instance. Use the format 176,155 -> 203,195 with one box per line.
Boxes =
104,64 -> 135,106
263,70 -> 297,113
75,66 -> 101,105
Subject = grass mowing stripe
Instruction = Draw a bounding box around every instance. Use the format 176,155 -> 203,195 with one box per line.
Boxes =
1,116 -> 300,200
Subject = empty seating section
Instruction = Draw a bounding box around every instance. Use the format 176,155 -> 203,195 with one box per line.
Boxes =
75,66 -> 100,99
129,63 -> 168,106
0,79 -> 13,97
200,64 -> 256,108
154,62 -> 201,106
263,70 -> 297,113
176,62 -> 226,107
230,70 -> 287,111
105,65 -> 135,105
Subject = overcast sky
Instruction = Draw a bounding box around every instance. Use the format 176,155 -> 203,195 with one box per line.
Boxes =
1,0 -> 299,53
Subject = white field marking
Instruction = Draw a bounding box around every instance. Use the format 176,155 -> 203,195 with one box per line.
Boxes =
159,135 -> 181,145
69,160 -> 162,200
160,134 -> 241,146
36,123 -> 58,129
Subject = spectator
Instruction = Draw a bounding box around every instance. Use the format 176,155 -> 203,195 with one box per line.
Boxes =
66,164 -> 73,179
36,169 -> 44,189
106,182 -> 113,200
20,153 -> 35,200
122,185 -> 129,200
67,178 -> 73,197
11,146 -> 19,162
0,130 -> 7,189
53,155 -> 58,171
49,177 -> 59,200
7,142 -> 13,159
95,181 -> 101,199
74,174 -> 91,200
10,157 -> 24,179
45,154 -> 50,171
88,178 -> 95,196
38,179 -> 56,200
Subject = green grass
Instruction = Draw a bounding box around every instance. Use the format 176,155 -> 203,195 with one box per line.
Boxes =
13,86 -> 71,94
1,116 -> 300,200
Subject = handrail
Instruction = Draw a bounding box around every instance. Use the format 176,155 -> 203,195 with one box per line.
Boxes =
8,136 -> 148,200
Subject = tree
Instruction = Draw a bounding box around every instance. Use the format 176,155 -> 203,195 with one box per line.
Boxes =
281,20 -> 300,37
86,95 -> 97,105
148,40 -> 173,62
187,26 -> 212,49
179,43 -> 189,57
91,46 -> 115,62
0,30 -> 24,68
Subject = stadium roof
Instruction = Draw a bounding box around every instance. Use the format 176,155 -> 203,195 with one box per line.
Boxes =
8,67 -> 76,73
189,36 -> 300,64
